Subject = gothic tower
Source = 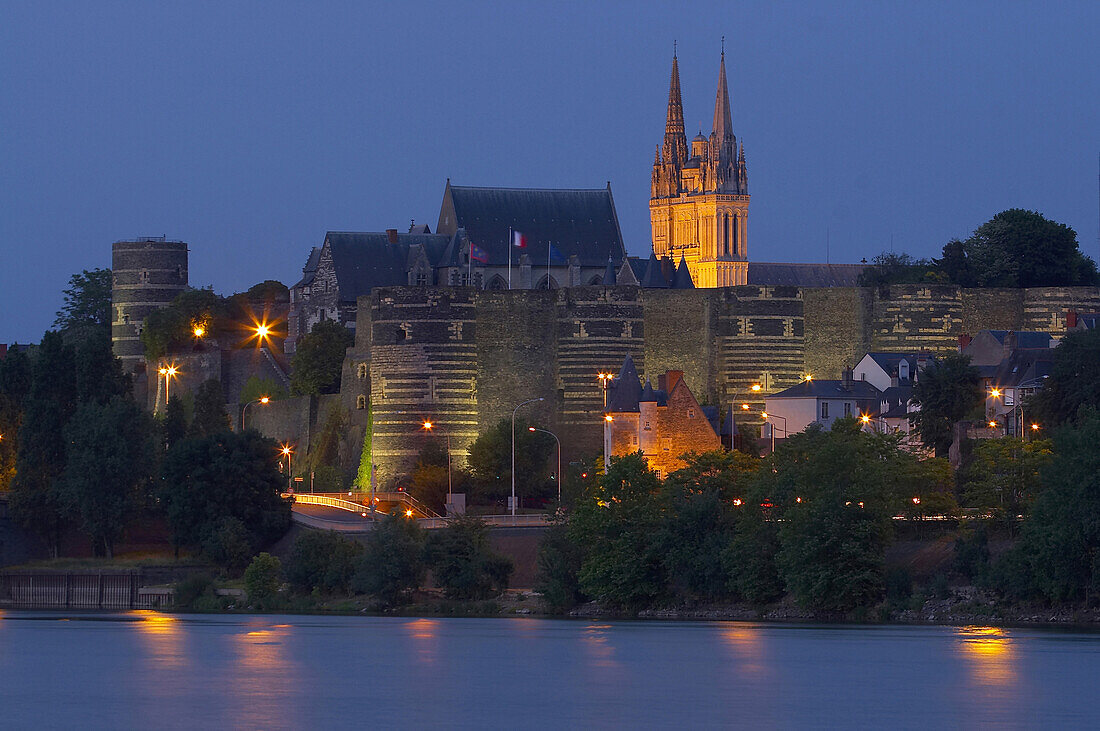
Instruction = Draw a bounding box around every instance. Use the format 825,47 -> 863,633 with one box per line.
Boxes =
650,49 -> 749,287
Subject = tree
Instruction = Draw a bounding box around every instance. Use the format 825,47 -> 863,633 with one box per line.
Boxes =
54,269 -> 112,334
1030,327 -> 1100,429
162,395 -> 189,451
238,375 -> 287,404
159,430 -> 291,553
189,379 -> 230,438
957,209 -> 1098,288
8,332 -> 77,556
466,418 -> 555,504
424,515 -> 513,600
722,506 -> 784,604
909,352 -> 982,457
73,328 -> 130,405
141,288 -> 226,360
857,252 -> 944,293
58,397 -> 155,557
285,530 -> 364,594
352,513 -> 426,606
535,517 -> 586,612
244,553 -> 283,606
0,348 -> 32,492
960,437 -> 1054,524
290,320 -> 353,396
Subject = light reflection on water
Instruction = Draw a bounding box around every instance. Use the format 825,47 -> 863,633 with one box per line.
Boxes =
581,623 -> 619,668
404,617 -> 440,666
721,624 -> 770,678
132,610 -> 184,671
231,621 -> 299,728
956,625 -> 1017,687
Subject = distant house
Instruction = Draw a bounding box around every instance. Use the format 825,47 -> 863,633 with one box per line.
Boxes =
853,352 -> 928,392
961,330 -> 1056,373
983,347 -> 1056,436
763,369 -> 881,441
1067,311 -> 1100,332
603,356 -> 720,478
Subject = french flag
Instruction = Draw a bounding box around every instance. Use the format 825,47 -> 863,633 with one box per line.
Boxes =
512,231 -> 527,248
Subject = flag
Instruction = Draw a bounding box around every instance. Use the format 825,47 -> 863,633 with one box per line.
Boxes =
470,244 -> 488,263
512,230 -> 527,248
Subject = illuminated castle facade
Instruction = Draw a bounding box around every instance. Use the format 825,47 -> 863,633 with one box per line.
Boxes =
650,51 -> 749,287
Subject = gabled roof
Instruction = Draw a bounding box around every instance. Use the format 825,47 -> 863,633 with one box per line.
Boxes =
747,262 -> 866,287
601,257 -> 617,286
291,247 -> 322,289
991,348 -> 1055,389
980,330 -> 1054,349
671,256 -> 695,289
325,232 -> 451,302
640,253 -> 669,288
859,352 -> 924,377
769,379 -> 882,400
440,183 -> 626,268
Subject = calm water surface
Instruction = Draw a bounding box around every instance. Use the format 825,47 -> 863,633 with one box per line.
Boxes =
1,611 -> 1098,729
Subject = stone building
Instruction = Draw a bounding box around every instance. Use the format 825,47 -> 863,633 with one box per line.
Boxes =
650,51 -> 749,288
602,356 -> 721,477
111,237 -> 189,374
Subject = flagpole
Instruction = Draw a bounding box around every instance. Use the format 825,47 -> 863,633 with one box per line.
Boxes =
508,226 -> 512,290
467,240 -> 472,286
547,240 -> 551,288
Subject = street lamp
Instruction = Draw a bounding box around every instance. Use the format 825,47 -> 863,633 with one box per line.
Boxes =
597,372 -> 613,408
241,396 -> 270,432
280,444 -> 293,492
529,426 -> 562,504
157,364 -> 179,411
761,411 -> 787,454
422,420 -> 453,508
512,397 -> 544,516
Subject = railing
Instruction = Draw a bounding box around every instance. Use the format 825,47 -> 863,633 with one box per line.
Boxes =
282,493 -> 373,515
295,491 -> 443,519
418,514 -> 550,530
0,572 -> 172,609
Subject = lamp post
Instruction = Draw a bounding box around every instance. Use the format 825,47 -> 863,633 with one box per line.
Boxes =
280,444 -> 293,492
157,364 -> 178,412
597,372 -> 613,408
761,411 -> 786,454
512,397 -> 544,516
422,420 -> 453,508
529,426 -> 561,504
240,396 -> 270,432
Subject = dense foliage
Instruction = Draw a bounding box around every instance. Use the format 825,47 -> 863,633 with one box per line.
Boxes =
424,516 -> 514,600
465,418 -> 556,506
1029,327 -> 1100,429
285,530 -> 364,594
352,514 -> 426,606
289,320 -> 353,396
909,352 -> 982,456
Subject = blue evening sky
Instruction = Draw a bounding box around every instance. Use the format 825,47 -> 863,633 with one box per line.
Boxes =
2,1 -> 1098,342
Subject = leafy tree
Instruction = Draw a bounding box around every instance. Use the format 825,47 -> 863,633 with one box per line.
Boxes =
163,395 -> 189,451
58,397 -> 155,557
244,553 -> 283,605
244,280 -> 290,304
285,530 -> 364,594
189,379 -> 230,438
960,437 -> 1054,524
0,348 -> 32,492
351,513 -> 426,606
934,239 -> 975,287
54,269 -> 113,334
1030,327 -> 1100,429
73,328 -> 130,405
159,430 -> 291,553
857,252 -> 945,293
290,320 -> 353,396
535,517 -> 586,612
466,418 -> 555,504
238,375 -> 287,405
722,508 -> 784,604
957,209 -> 1098,288
8,332 -> 77,556
568,453 -> 667,609
200,516 -> 255,576
141,288 -> 227,360
909,352 -> 982,457
424,515 -> 513,600
989,410 -> 1100,603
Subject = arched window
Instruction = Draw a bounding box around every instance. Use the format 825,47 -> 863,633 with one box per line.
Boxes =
536,275 -> 558,290
357,363 -> 367,380
486,275 -> 508,290
587,275 -> 602,285
356,395 -> 366,410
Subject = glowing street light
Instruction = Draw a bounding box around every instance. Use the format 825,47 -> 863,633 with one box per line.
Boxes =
990,388 -> 1002,398
157,364 -> 179,410
405,509 -> 414,518
597,372 -> 613,407
751,384 -> 762,392
1031,423 -> 1040,432
511,397 -> 545,516
803,374 -> 813,382
279,444 -> 293,491
192,325 -> 205,338
422,420 -> 453,507
604,414 -> 613,422
988,420 -> 998,428
241,396 -> 270,432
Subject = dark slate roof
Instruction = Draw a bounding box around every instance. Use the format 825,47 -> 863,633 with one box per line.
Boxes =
672,256 -> 695,289
770,379 -> 882,400
326,232 -> 451,302
292,247 -> 322,289
601,257 -> 617,285
622,257 -> 647,283
1075,313 -> 1100,330
607,355 -> 643,412
640,254 -> 669,288
984,330 -> 1054,349
721,406 -> 740,437
991,349 -> 1055,389
447,185 -> 626,268
879,385 -> 913,418
703,405 -> 720,434
638,378 -> 669,406
862,352 -> 925,378
747,262 -> 867,287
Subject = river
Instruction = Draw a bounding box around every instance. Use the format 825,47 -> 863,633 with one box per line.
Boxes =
1,611 -> 1098,729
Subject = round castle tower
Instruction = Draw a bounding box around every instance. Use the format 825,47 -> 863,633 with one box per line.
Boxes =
111,237 -> 189,373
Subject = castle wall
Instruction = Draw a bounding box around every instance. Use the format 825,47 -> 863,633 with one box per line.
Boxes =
353,284 -> 1100,484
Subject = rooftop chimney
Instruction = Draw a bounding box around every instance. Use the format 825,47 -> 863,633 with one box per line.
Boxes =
665,370 -> 684,394
1067,310 -> 1078,329
841,367 -> 854,391
958,333 -> 972,350
386,229 -> 398,244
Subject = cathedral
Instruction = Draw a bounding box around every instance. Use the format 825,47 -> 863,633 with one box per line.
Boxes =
650,50 -> 750,288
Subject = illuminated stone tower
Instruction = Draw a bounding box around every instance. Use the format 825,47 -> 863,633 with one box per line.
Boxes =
650,49 -> 749,287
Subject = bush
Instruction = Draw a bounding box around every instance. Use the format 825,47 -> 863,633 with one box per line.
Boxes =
200,516 -> 254,576
244,553 -> 282,603
351,513 -> 426,606
285,531 -> 364,595
886,567 -> 913,603
535,521 -> 585,613
175,573 -> 214,608
953,527 -> 990,581
424,516 -> 513,600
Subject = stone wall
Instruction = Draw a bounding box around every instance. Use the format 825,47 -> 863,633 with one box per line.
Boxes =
353,284 -> 1100,483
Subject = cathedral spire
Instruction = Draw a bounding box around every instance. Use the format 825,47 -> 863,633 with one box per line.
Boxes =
712,49 -> 733,141
663,51 -> 688,166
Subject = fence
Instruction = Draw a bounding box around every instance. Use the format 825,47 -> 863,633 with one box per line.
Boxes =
0,572 -> 172,610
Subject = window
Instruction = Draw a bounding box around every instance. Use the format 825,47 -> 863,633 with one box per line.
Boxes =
654,470 -> 663,480
662,438 -> 672,452
356,395 -> 366,410
414,272 -> 429,286
357,363 -> 367,380
821,402 -> 829,419
687,409 -> 696,419
844,402 -> 851,416
632,435 -> 638,446
643,420 -> 652,431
